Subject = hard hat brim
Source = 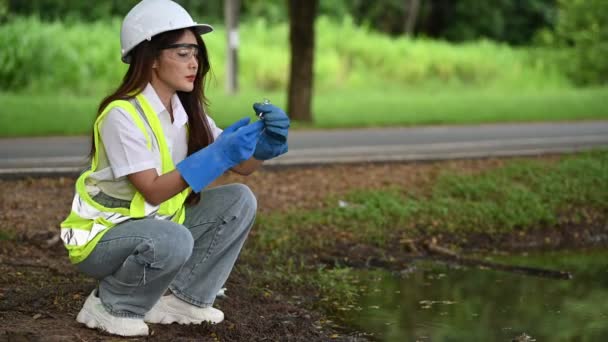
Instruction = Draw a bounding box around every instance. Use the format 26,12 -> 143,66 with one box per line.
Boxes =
191,23 -> 214,36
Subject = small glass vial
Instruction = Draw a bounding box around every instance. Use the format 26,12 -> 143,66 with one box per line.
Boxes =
257,98 -> 271,118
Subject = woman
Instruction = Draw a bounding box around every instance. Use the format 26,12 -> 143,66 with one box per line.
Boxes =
59,0 -> 289,337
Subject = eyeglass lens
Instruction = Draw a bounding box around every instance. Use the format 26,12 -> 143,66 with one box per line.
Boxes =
163,44 -> 199,62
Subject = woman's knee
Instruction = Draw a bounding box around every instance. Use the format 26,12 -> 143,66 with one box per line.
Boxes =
225,184 -> 257,238
145,221 -> 194,268
228,183 -> 257,215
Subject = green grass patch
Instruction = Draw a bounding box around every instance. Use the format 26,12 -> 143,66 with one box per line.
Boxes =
310,87 -> 608,128
0,93 -> 98,137
242,151 -> 608,314
330,150 -> 606,237
2,87 -> 607,137
0,230 -> 16,241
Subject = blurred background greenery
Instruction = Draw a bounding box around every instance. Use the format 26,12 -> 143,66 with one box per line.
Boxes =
0,0 -> 606,135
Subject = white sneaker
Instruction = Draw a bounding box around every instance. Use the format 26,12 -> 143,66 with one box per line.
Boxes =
144,294 -> 224,325
76,289 -> 149,337
216,287 -> 228,299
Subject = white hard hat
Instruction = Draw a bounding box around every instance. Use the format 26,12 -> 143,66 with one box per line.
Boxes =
120,0 -> 213,63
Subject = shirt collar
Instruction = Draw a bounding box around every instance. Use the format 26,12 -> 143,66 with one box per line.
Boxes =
141,83 -> 188,127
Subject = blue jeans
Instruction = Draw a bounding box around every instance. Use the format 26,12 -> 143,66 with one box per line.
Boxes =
76,183 -> 257,318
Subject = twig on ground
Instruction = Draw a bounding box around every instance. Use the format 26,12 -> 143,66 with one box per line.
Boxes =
424,241 -> 573,280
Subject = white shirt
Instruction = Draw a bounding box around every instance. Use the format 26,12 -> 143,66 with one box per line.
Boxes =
87,83 -> 222,200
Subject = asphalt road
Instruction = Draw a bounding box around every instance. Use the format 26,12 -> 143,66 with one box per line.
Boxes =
1,121 -> 607,177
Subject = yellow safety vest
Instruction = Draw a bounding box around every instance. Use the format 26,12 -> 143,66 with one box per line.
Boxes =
60,94 -> 190,264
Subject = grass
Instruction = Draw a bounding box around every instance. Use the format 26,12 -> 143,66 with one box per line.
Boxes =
309,86 -> 608,128
241,150 -> 608,312
0,93 -> 98,137
2,86 -> 608,137
0,230 -> 15,241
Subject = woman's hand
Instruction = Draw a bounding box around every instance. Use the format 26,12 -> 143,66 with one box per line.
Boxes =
252,103 -> 290,160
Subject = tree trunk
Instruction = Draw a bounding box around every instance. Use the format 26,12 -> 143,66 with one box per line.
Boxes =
403,0 -> 420,36
224,0 -> 240,94
287,0 -> 318,122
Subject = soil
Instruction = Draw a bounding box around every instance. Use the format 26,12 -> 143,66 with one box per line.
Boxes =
1,155 -> 606,341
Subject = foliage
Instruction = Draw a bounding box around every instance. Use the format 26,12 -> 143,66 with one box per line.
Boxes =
0,0 -> 7,19
240,0 -> 286,24
4,0 -> 137,22
0,16 -> 571,95
432,0 -> 557,45
3,0 -> 223,23
2,0 -> 280,24
537,0 -> 608,85
3,0 -> 560,46
317,0 -> 558,45
0,17 -> 127,94
313,16 -> 569,91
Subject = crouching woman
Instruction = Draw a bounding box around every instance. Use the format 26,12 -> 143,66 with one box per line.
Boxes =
59,0 -> 289,337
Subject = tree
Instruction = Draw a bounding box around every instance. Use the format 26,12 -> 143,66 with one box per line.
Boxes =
403,0 -> 420,36
287,0 -> 318,122
549,0 -> 608,85
419,0 -> 557,45
224,0 -> 239,94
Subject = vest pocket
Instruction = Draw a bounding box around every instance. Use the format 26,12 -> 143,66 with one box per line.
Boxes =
92,192 -> 131,209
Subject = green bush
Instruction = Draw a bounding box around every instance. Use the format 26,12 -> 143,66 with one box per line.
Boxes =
437,0 -> 557,45
0,15 -> 572,95
0,17 -> 127,94
538,0 -> 608,85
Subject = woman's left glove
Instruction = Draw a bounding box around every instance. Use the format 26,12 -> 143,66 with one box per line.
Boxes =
177,117 -> 263,192
252,102 -> 290,160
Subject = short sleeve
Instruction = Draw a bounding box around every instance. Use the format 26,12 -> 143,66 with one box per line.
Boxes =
206,115 -> 223,139
99,107 -> 159,178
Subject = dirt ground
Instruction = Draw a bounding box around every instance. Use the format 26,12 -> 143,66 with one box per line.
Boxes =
1,156 -> 605,341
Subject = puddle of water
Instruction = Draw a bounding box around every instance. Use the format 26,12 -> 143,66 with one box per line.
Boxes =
342,249 -> 608,341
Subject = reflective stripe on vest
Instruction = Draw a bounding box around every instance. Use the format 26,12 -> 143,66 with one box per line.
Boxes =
60,94 -> 190,264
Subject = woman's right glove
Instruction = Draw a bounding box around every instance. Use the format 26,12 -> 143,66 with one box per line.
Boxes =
177,117 -> 264,193
252,102 -> 290,160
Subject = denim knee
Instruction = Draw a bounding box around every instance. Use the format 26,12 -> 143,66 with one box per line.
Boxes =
148,222 -> 194,270
228,183 -> 257,217
225,184 -> 257,231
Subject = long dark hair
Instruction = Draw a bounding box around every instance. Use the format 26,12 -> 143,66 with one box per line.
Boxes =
91,28 -> 213,205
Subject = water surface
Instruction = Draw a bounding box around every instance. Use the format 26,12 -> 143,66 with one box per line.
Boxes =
343,249 -> 608,341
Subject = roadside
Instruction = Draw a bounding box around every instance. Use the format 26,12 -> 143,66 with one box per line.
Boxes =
1,152 -> 607,341
2,121 -> 608,177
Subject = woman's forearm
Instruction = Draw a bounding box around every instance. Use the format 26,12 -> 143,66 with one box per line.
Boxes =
127,169 -> 189,206
231,158 -> 263,175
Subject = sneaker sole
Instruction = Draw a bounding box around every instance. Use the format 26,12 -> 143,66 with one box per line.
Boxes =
145,311 -> 223,325
77,308 -> 149,336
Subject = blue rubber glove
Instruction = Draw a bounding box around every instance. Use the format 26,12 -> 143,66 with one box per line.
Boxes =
253,103 -> 290,142
254,132 -> 288,160
253,103 -> 290,160
177,117 -> 264,192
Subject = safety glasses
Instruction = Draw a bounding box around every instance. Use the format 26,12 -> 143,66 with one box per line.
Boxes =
159,43 -> 201,63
